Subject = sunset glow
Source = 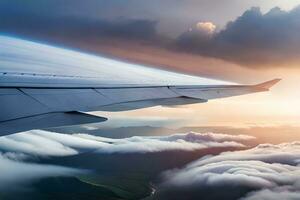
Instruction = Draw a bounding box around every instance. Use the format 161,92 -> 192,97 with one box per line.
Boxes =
1,1 -> 300,199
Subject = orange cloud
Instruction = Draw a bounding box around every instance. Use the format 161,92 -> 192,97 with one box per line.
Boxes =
196,22 -> 216,35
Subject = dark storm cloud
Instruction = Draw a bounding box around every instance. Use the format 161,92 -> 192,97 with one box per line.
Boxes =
0,0 -> 255,36
0,10 -> 158,42
176,6 -> 300,67
0,0 -> 159,41
156,142 -> 300,200
2,0 -> 300,68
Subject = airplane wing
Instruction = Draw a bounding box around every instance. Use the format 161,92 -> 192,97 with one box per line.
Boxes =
0,36 -> 280,135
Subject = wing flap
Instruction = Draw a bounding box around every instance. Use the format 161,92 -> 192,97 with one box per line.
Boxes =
170,79 -> 280,100
99,97 -> 206,111
170,86 -> 259,100
0,111 -> 107,136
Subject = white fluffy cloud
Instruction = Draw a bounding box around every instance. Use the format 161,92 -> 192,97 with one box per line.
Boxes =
196,22 -> 216,34
0,130 -> 255,156
242,189 -> 300,200
0,130 -> 255,193
160,142 -> 300,200
0,130 -> 110,156
94,132 -> 253,154
0,153 -> 81,191
3,129 -> 300,199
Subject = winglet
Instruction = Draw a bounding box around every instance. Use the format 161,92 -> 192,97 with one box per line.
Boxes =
255,78 -> 281,90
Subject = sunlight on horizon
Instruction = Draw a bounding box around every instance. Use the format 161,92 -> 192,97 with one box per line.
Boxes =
94,69 -> 300,128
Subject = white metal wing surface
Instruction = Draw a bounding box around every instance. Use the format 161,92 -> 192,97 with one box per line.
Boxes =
0,36 -> 280,135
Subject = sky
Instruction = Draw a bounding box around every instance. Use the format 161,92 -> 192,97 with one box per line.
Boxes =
1,0 -> 300,127
1,1 -> 300,200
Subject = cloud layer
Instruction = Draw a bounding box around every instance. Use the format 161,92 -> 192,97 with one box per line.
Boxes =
0,131 -> 109,156
0,130 -> 255,193
0,153 -> 80,191
1,129 -> 300,199
0,130 -> 254,156
158,142 -> 300,200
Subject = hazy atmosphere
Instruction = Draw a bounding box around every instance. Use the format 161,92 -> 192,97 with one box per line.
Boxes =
1,1 -> 300,200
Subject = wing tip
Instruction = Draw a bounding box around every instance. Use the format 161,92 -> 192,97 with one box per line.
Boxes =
255,78 -> 281,90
